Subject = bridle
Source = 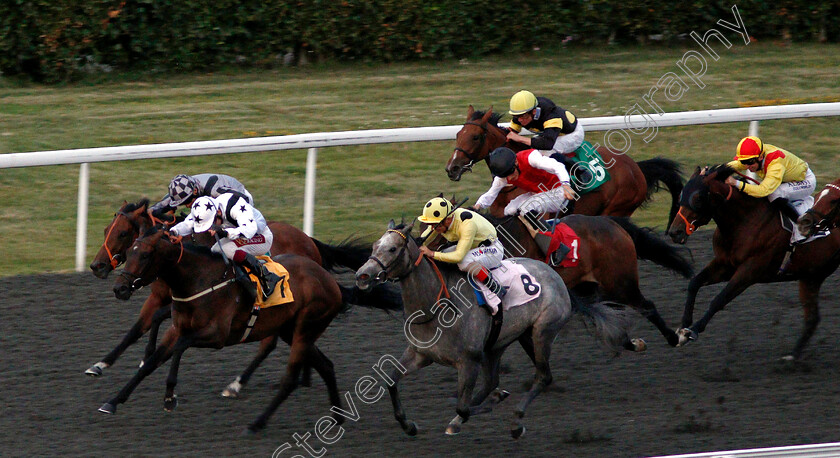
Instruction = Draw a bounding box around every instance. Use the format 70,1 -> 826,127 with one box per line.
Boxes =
675,176 -> 737,236
367,229 -> 412,283
802,183 -> 840,233
118,231 -> 184,292
102,211 -> 142,269
453,120 -> 488,174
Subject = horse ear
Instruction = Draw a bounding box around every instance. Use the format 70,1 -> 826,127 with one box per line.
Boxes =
467,105 -> 475,119
481,108 -> 493,123
404,222 -> 415,235
487,106 -> 493,115
437,192 -> 444,198
387,219 -> 396,230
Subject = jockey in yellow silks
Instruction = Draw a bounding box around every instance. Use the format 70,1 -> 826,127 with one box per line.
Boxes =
724,136 -> 816,222
417,196 -> 507,308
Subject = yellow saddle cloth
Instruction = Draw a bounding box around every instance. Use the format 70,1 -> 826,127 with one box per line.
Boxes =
247,255 -> 294,308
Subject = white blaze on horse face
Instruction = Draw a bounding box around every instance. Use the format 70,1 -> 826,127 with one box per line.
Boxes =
817,189 -> 830,204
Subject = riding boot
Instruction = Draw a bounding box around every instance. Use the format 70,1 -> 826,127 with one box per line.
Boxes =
475,268 -> 507,303
233,264 -> 257,300
233,251 -> 281,299
549,243 -> 572,267
772,198 -> 801,223
522,209 -> 550,233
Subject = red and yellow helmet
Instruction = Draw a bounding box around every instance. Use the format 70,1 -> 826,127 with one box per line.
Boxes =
734,136 -> 764,161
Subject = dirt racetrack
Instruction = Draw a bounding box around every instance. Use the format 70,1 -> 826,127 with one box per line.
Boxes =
2,229 -> 840,457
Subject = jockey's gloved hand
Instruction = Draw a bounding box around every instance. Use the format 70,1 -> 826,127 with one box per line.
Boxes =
217,228 -> 229,238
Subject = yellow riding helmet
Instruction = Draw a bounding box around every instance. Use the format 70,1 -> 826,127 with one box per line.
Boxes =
417,197 -> 453,224
734,136 -> 764,161
509,90 -> 538,116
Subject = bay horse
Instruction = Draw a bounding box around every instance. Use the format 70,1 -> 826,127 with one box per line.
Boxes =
485,211 -> 693,347
797,178 -> 840,238
666,165 -> 840,359
101,225 -> 402,434
355,221 -> 636,438
445,106 -> 684,226
87,198 -> 371,398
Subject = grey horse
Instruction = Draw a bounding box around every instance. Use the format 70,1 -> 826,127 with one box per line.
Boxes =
355,221 -> 641,438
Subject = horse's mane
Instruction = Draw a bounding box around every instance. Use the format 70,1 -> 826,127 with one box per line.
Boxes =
123,198 -> 151,213
704,164 -> 737,181
141,225 -> 223,260
469,110 -> 504,128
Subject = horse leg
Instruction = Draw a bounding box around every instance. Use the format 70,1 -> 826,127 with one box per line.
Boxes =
682,265 -> 758,345
246,338 -> 310,434
387,346 -> 432,436
468,351 -> 508,416
445,355 -> 481,436
628,292 -> 676,347
305,345 -> 344,423
511,326 -> 554,439
680,260 -> 730,331
787,279 -> 823,360
221,335 -> 278,398
98,327 -> 181,414
163,335 -> 193,411
141,305 -> 172,367
85,295 -> 169,376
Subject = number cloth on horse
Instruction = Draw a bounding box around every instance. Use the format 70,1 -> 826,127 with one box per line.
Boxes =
469,260 -> 542,315
560,140 -> 610,194
247,256 -> 294,308
538,222 -> 580,267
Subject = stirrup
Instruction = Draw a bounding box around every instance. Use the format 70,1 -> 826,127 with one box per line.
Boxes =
259,267 -> 281,299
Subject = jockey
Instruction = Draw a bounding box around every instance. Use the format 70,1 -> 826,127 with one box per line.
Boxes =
149,173 -> 254,220
506,90 -> 590,182
168,194 -> 279,299
417,196 -> 507,307
475,146 -> 576,229
724,136 -> 817,223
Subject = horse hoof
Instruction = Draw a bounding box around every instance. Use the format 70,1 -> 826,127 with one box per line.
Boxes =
98,402 -> 117,414
221,388 -> 240,398
445,424 -> 461,436
676,328 -> 697,346
780,355 -> 795,362
138,360 -> 145,369
511,425 -> 526,439
85,366 -> 103,377
497,389 -> 511,403
404,421 -> 418,436
631,338 -> 647,352
245,422 -> 265,436
164,395 -> 178,412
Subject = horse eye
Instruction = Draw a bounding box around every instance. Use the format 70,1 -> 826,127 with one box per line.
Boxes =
140,252 -> 150,260
389,247 -> 397,253
119,231 -> 129,238
472,135 -> 480,141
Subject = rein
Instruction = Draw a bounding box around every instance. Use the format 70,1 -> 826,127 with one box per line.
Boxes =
803,183 -> 840,232
118,234 -> 185,291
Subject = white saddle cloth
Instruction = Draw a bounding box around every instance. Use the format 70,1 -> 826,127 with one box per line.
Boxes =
475,260 -> 542,314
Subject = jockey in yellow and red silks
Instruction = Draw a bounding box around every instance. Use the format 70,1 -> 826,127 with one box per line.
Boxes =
724,136 -> 816,221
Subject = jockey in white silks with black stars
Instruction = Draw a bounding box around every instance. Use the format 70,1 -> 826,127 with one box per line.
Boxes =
168,194 -> 279,299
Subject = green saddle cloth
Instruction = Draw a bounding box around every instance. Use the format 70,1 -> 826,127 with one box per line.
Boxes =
568,140 -> 610,194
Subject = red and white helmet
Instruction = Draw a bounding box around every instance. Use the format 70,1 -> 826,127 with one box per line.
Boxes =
190,196 -> 218,233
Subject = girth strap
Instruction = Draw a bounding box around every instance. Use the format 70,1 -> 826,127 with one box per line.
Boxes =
239,304 -> 260,343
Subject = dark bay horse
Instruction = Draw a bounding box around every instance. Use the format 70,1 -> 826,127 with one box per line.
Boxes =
355,221 -> 636,438
798,178 -> 840,237
445,106 -> 684,226
486,212 -> 693,347
667,165 -> 840,359
87,199 -> 371,398
101,225 -> 402,434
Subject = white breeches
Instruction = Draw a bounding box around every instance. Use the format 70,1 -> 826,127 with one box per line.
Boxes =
504,187 -> 569,217
768,168 -> 817,215
212,226 -> 274,258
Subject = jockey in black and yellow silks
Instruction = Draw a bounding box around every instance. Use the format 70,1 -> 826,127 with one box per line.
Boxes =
507,90 -> 584,157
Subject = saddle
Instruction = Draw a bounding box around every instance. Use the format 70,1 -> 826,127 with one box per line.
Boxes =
244,256 -> 295,308
520,212 -> 580,267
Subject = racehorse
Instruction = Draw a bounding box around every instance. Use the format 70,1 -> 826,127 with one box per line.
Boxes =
87,199 -> 371,398
667,165 -> 840,359
445,106 -> 684,226
484,211 -> 693,347
100,225 -> 402,434
797,178 -> 840,237
354,221 -> 636,438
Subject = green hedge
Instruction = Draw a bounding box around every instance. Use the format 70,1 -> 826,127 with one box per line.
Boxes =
2,0 -> 837,82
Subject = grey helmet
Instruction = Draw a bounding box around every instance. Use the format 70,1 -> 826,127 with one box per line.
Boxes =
168,174 -> 198,206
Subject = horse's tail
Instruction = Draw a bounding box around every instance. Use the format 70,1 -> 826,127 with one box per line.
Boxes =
637,157 -> 684,227
569,292 -> 635,354
608,216 -> 694,278
312,237 -> 372,272
339,283 -> 403,312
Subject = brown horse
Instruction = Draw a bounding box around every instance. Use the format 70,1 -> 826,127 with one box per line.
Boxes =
483,211 -> 693,347
87,199 -> 371,397
445,106 -> 684,226
798,178 -> 840,237
666,165 -> 840,359
101,225 -> 401,434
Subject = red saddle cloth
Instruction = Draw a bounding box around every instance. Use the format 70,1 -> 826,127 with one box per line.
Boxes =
540,222 -> 580,267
